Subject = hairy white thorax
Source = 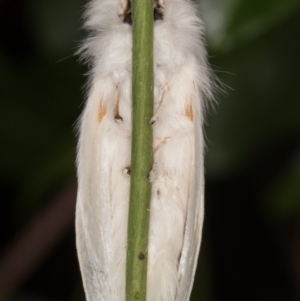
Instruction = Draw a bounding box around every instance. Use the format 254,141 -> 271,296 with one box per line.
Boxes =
76,0 -> 213,300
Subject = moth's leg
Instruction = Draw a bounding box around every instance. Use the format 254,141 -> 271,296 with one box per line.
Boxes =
114,89 -> 124,123
121,0 -> 163,24
153,136 -> 170,153
154,0 -> 164,20
120,0 -> 132,25
157,0 -> 165,8
150,84 -> 169,125
120,0 -> 130,16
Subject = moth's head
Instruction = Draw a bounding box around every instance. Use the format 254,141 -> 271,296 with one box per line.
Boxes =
119,0 -> 165,26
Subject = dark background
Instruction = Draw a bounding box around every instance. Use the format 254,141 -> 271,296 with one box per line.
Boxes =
0,0 -> 300,300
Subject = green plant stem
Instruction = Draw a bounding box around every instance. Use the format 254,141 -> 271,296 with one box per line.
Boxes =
126,0 -> 154,299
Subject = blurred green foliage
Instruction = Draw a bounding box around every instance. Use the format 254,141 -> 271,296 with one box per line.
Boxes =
0,0 -> 300,300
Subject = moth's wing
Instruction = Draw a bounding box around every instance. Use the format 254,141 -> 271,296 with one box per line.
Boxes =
175,89 -> 205,301
76,78 -> 131,301
76,79 -> 115,301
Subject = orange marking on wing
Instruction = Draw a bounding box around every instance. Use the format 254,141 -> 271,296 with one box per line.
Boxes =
98,102 -> 106,123
186,103 -> 194,121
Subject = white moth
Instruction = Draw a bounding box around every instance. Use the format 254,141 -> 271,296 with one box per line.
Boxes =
76,0 -> 213,300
